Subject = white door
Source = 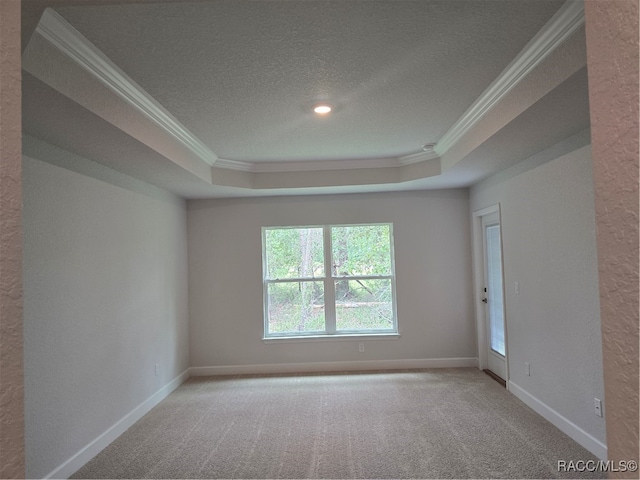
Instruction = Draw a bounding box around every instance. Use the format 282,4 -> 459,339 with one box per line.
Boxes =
482,212 -> 507,381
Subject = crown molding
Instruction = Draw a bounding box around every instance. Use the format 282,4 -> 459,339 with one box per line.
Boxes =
434,0 -> 584,157
36,8 -> 218,167
217,156 -> 397,173
215,158 -> 254,172
251,156 -> 399,173
397,150 -> 440,166
215,152 -> 441,173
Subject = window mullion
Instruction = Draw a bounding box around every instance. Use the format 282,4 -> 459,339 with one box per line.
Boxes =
265,277 -> 321,283
263,224 -> 397,338
323,226 -> 336,334
332,275 -> 393,281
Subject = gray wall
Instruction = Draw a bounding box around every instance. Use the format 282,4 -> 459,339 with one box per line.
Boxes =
187,190 -> 475,369
23,154 -> 190,479
470,143 -> 606,445
22,133 -> 605,474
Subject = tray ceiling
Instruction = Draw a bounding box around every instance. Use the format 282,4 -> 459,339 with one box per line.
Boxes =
21,0 -> 591,198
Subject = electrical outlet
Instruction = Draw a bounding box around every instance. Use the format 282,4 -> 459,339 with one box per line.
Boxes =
358,343 -> 365,352
155,363 -> 160,376
525,362 -> 530,376
594,398 -> 602,417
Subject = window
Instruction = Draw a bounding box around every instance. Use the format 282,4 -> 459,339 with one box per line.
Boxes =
262,224 -> 397,338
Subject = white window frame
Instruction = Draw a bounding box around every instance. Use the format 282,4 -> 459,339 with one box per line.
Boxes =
262,223 -> 398,339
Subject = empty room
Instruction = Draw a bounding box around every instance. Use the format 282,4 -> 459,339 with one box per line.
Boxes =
1,0 -> 637,478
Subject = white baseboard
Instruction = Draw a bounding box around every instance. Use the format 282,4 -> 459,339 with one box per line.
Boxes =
45,369 -> 190,479
508,380 -> 607,460
190,357 -> 478,376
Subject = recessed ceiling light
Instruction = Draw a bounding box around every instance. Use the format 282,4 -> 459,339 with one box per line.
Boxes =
422,143 -> 436,152
313,104 -> 333,115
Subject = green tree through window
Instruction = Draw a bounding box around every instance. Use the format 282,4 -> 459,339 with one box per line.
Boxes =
262,224 -> 397,337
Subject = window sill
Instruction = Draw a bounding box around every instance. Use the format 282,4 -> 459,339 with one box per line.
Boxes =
262,333 -> 401,344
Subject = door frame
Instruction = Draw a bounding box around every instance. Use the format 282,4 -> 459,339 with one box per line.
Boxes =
472,204 -> 509,388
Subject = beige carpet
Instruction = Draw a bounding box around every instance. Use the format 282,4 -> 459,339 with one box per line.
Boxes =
72,368 -> 603,479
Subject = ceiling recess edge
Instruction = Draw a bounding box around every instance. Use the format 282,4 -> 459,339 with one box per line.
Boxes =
33,1 -> 584,175
35,8 -> 219,167
434,0 -> 585,157
215,150 -> 440,173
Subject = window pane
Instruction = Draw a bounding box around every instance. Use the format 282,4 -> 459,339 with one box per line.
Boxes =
335,279 -> 393,331
486,225 -> 505,356
331,225 -> 391,276
265,228 -> 324,279
267,282 -> 325,334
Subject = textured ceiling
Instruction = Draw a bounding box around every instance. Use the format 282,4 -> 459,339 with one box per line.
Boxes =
21,0 -> 591,198
54,0 -> 564,162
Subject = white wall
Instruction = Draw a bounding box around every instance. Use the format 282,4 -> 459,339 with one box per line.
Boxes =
22,151 -> 190,479
188,190 -> 475,371
21,131 -> 604,473
470,140 -> 606,451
